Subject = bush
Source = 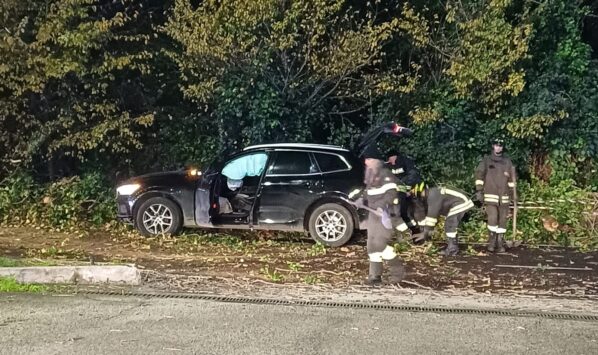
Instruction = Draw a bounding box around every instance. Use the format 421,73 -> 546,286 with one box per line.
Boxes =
459,177 -> 596,250
0,172 -> 40,224
0,171 -> 114,229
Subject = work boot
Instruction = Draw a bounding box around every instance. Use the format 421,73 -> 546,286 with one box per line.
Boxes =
496,234 -> 506,253
387,258 -> 405,284
408,224 -> 421,235
486,231 -> 497,252
440,238 -> 459,256
367,262 -> 383,286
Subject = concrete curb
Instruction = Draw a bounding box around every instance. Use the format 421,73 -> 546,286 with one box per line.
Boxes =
0,264 -> 141,285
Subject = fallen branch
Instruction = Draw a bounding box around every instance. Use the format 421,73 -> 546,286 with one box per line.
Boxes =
315,269 -> 348,276
496,265 -> 593,271
274,268 -> 309,275
401,280 -> 433,290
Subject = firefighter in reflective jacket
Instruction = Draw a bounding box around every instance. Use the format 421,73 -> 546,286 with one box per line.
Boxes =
356,145 -> 406,285
411,185 -> 475,256
475,138 -> 516,253
386,150 -> 423,235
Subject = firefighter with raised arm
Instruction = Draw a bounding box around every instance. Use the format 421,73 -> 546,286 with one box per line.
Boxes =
355,144 -> 405,285
386,149 -> 424,237
475,138 -> 516,253
351,122 -> 413,284
410,184 -> 475,256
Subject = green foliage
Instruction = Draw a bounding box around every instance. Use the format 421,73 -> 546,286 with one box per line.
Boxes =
0,171 -> 114,228
308,242 -> 327,256
302,274 -> 322,285
0,0 -> 158,166
445,0 -> 531,112
286,261 -> 303,272
460,165 -> 596,249
0,257 -> 19,267
515,178 -> 595,249
0,257 -> 57,267
0,277 -> 47,293
393,240 -> 412,253
260,265 -> 284,282
43,173 -> 114,227
163,0 -> 409,152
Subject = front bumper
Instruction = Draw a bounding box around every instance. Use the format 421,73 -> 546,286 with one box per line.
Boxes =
116,195 -> 136,224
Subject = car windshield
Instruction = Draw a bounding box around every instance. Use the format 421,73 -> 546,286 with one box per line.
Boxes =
221,153 -> 268,180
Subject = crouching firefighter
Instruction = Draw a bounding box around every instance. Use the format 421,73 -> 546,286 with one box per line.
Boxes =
411,185 -> 474,256
355,146 -> 406,285
475,138 -> 516,253
386,150 -> 424,236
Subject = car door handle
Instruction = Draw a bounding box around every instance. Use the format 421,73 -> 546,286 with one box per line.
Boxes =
289,180 -> 310,186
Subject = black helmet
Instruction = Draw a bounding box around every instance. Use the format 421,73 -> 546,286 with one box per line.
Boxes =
491,137 -> 505,146
387,149 -> 400,158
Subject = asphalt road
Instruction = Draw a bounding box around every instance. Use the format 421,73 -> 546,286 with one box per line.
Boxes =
1,294 -> 597,355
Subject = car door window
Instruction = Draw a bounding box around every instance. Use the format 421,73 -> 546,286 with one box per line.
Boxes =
267,151 -> 317,175
313,152 -> 350,173
222,153 -> 268,180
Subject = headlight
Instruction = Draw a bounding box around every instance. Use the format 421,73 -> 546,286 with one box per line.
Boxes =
188,168 -> 202,176
117,184 -> 141,196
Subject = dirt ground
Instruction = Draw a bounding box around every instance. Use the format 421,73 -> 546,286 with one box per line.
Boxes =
1,227 -> 597,297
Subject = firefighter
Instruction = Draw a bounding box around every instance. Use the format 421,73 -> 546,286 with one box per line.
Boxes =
386,150 -> 424,236
475,138 -> 516,253
355,144 -> 406,285
410,185 -> 475,256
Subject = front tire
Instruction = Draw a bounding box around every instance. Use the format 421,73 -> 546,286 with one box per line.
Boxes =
308,203 -> 354,247
135,197 -> 182,236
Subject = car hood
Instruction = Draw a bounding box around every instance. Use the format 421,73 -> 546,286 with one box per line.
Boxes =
122,170 -> 200,188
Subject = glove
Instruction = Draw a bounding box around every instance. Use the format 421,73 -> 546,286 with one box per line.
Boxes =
411,232 -> 426,243
380,208 -> 393,230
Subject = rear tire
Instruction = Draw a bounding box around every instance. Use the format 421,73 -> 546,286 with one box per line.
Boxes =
135,197 -> 182,236
308,203 -> 354,247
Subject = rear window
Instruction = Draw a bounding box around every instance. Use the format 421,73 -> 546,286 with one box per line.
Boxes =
267,151 -> 317,175
313,153 -> 349,173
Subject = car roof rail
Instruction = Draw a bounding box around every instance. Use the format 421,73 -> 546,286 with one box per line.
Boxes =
243,143 -> 349,152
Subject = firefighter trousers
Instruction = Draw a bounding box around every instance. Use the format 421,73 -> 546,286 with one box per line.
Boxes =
366,213 -> 397,262
486,204 -> 509,234
444,211 -> 466,238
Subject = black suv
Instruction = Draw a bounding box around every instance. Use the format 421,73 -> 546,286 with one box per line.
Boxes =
116,144 -> 367,246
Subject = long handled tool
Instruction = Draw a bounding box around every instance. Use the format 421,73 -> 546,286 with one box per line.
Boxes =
340,197 -> 393,230
508,166 -> 521,248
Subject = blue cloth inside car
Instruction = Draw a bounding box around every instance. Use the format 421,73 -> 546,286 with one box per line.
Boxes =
222,153 -> 268,180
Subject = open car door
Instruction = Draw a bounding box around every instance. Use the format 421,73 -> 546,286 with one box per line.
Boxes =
195,170 -> 219,227
206,152 -> 269,226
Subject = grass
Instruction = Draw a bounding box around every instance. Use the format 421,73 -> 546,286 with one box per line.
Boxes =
0,277 -> 47,293
0,256 -> 57,267
260,265 -> 284,282
0,257 -> 19,267
286,261 -> 303,272
307,242 -> 327,257
302,274 -> 322,285
180,232 -> 246,249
